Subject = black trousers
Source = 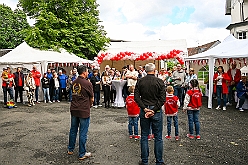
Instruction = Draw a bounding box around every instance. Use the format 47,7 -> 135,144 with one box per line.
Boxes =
110,89 -> 116,103
103,85 -> 110,106
14,86 -> 23,103
59,88 -> 67,101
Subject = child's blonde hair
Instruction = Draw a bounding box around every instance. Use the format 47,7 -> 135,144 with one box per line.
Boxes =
166,86 -> 174,93
128,85 -> 135,93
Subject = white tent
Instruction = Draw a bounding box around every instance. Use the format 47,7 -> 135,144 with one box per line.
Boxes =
185,35 -> 248,109
0,42 -> 91,102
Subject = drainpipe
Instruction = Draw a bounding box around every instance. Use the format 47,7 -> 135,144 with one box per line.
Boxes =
240,0 -> 244,22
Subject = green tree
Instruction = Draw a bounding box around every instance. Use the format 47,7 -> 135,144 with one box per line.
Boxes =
0,4 -> 30,49
19,0 -> 110,59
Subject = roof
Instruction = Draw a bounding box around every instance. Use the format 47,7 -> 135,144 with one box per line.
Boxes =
226,21 -> 248,30
187,40 -> 221,56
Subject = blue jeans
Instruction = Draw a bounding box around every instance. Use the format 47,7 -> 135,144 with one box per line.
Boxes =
238,94 -> 248,109
94,91 -> 100,106
53,88 -> 59,101
68,116 -> 90,158
174,85 -> 182,107
216,85 -> 227,106
140,106 -> 164,165
128,116 -> 139,135
2,87 -> 14,105
68,86 -> 72,102
35,86 -> 39,102
187,110 -> 200,135
167,115 -> 179,136
43,88 -> 50,101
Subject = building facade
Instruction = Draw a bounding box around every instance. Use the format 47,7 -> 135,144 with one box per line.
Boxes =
226,0 -> 248,39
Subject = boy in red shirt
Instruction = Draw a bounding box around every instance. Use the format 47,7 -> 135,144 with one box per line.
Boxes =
183,79 -> 202,140
126,86 -> 140,140
164,86 -> 180,141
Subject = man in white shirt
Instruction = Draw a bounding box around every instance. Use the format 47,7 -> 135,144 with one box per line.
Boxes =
125,64 -> 138,90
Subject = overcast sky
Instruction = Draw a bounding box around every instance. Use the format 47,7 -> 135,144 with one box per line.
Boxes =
2,0 -> 231,47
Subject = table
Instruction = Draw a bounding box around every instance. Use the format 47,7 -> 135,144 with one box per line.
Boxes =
111,80 -> 127,108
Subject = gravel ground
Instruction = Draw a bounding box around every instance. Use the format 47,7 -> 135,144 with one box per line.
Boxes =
0,96 -> 247,165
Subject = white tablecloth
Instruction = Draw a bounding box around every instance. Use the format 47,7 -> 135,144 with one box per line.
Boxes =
112,80 -> 127,107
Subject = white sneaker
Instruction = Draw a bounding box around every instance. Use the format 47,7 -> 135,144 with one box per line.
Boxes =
44,100 -> 47,103
48,101 -> 52,103
223,106 -> 226,111
226,102 -> 232,106
79,152 -> 92,160
32,103 -> 35,106
57,100 -> 60,103
53,100 -> 55,103
239,108 -> 244,112
98,104 -> 102,107
92,105 -> 98,108
216,106 -> 221,110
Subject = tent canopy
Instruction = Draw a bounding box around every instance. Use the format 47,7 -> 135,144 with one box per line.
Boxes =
0,42 -> 91,64
186,35 -> 248,60
185,35 -> 248,109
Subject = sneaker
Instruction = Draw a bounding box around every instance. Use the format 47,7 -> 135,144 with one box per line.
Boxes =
48,101 -> 52,103
134,135 -> 141,140
92,105 -> 98,108
175,136 -> 179,141
32,103 -> 35,106
53,100 -> 55,103
3,105 -> 7,108
148,134 -> 153,140
44,100 -> 47,103
14,105 -> 17,108
165,135 -> 171,139
239,108 -> 244,112
36,101 -> 40,104
216,106 -> 221,110
57,100 -> 60,103
187,134 -> 194,139
129,135 -> 133,139
196,135 -> 201,140
98,104 -> 102,107
223,106 -> 226,111
79,152 -> 91,160
28,104 -> 32,107
226,102 -> 232,106
67,151 -> 73,155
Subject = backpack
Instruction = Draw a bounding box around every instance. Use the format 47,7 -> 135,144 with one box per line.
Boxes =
188,89 -> 202,109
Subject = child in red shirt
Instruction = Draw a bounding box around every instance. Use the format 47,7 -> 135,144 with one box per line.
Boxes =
183,79 -> 202,140
126,86 -> 140,140
164,86 -> 180,140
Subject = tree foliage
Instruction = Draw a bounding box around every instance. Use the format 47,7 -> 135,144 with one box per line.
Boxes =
0,4 -> 30,49
19,0 -> 110,59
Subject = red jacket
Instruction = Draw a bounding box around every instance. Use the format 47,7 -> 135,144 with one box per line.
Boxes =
31,70 -> 41,86
126,93 -> 140,117
213,72 -> 231,94
227,68 -> 241,85
164,94 -> 179,116
187,89 -> 202,109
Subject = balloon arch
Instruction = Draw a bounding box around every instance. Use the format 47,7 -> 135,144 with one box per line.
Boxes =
94,49 -> 185,67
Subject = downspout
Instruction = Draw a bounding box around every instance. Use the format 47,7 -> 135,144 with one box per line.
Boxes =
240,0 -> 244,22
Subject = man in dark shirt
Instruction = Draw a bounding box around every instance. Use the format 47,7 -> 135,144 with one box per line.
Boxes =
67,65 -> 94,160
13,67 -> 24,103
134,63 -> 166,165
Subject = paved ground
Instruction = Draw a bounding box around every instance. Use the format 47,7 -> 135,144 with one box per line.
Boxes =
0,97 -> 247,165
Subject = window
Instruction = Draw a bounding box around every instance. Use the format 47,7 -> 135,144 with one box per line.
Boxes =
237,31 -> 247,39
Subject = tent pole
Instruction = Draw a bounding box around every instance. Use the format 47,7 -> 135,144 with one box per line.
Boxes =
208,57 -> 215,109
